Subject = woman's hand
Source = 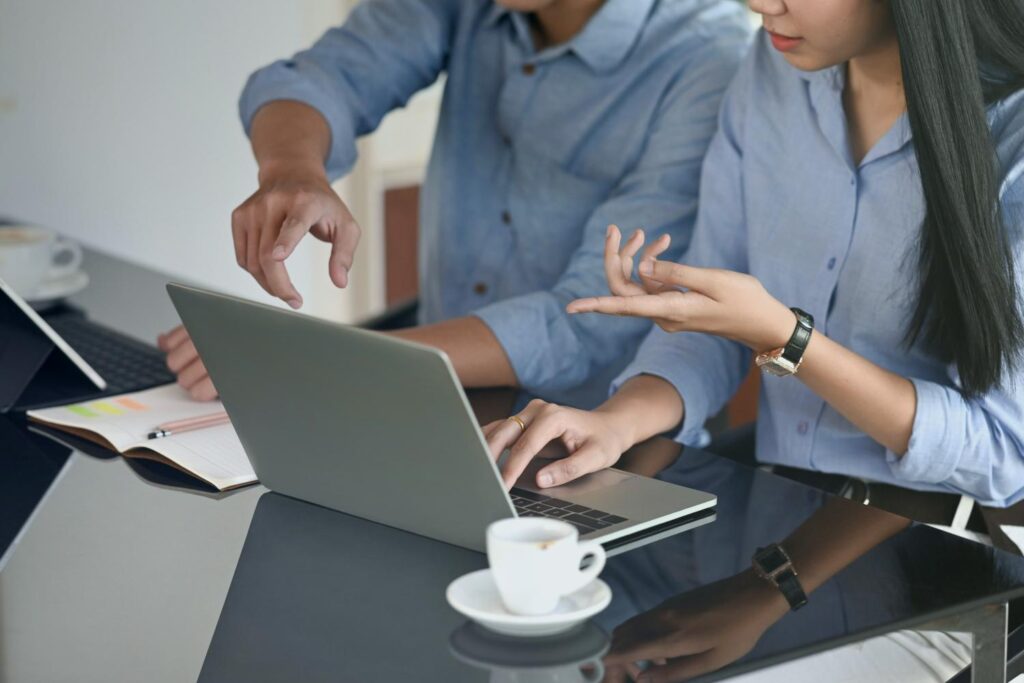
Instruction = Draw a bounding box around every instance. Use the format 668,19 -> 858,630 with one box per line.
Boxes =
482,399 -> 636,489
603,570 -> 788,683
567,225 -> 796,352
156,325 -> 218,401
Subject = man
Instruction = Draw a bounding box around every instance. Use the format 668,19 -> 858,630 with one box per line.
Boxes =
159,0 -> 751,404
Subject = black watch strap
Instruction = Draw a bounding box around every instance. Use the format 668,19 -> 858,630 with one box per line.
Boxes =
753,544 -> 808,611
775,569 -> 809,611
781,308 -> 814,367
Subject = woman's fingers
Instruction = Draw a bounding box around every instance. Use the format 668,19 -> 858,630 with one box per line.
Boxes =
485,418 -> 525,462
500,408 -> 572,489
608,624 -> 704,666
567,293 -> 676,318
534,442 -> 609,488
618,228 -> 646,283
641,650 -> 722,683
481,420 -> 503,442
638,235 -> 673,294
642,260 -> 720,297
483,401 -> 545,462
642,233 -> 672,261
604,225 -> 646,297
604,225 -> 626,292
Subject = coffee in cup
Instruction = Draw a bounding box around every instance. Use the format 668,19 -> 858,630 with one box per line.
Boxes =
487,518 -> 606,616
0,226 -> 82,300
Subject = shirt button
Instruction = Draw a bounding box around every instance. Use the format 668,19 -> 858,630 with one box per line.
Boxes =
827,257 -> 837,270
501,210 -> 512,225
522,63 -> 537,76
473,282 -> 488,296
797,421 -> 809,435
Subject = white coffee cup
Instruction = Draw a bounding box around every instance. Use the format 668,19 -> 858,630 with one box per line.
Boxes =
0,225 -> 82,300
487,518 -> 606,617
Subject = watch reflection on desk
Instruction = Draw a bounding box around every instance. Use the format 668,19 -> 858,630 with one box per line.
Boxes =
597,441 -> 1019,682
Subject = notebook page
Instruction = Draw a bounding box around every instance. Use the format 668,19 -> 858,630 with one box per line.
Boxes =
1004,526 -> 1024,555
27,384 -> 228,452
142,422 -> 255,490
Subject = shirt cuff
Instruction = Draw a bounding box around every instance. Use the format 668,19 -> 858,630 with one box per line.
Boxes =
885,377 -> 964,485
238,62 -> 358,179
474,291 -> 585,393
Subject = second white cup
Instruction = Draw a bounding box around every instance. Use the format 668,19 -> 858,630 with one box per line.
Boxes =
0,225 -> 82,299
487,517 -> 606,617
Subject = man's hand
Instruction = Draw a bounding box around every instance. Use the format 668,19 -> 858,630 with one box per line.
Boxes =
232,162 -> 361,309
156,325 -> 217,401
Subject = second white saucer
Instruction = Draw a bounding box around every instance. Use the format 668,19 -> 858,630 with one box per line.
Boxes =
28,270 -> 89,310
446,569 -> 612,637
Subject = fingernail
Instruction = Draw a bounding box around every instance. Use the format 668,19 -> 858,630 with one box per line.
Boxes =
538,473 -> 552,487
272,246 -> 286,259
639,260 -> 653,275
287,298 -> 301,309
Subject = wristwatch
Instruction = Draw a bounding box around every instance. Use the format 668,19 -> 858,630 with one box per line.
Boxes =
752,543 -> 808,611
755,308 -> 814,377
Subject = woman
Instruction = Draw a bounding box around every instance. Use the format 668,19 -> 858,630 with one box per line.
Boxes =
485,0 -> 1024,538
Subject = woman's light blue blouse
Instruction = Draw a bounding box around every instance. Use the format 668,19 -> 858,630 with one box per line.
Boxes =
615,32 -> 1024,507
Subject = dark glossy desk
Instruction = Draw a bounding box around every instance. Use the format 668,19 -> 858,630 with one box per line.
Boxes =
2,248 -> 1023,683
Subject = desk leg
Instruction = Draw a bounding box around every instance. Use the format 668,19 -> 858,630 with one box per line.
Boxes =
921,602 -> 1008,683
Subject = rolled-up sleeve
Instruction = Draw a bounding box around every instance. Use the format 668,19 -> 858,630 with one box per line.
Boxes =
238,0 -> 457,179
475,34 -> 747,394
887,373 -> 1024,507
888,174 -> 1024,507
610,43 -> 756,441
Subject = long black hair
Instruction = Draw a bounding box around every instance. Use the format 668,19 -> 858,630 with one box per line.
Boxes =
891,0 -> 1024,396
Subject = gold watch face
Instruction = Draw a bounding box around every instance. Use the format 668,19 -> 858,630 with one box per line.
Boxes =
756,350 -> 797,377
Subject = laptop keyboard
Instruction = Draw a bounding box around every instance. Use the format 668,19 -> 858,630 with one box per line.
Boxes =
510,487 -> 627,535
46,314 -> 176,394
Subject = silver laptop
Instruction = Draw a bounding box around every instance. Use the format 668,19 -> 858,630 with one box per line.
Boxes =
167,283 -> 716,552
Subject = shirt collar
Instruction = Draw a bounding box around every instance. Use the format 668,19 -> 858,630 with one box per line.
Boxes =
802,61 -> 913,167
484,0 -> 656,73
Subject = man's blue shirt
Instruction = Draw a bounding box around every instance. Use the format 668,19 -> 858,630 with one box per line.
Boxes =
240,0 -> 751,400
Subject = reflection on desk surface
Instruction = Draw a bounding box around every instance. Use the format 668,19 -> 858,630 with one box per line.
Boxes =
196,445 -> 1024,682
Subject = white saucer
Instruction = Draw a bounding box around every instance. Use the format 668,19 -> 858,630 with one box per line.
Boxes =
446,569 -> 612,638
28,270 -> 89,310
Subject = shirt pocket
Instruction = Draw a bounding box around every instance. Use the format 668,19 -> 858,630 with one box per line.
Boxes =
508,154 -> 615,285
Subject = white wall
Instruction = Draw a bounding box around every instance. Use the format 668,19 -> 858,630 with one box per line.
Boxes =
0,0 -> 405,322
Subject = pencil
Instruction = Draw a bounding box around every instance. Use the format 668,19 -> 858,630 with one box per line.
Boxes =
147,411 -> 230,439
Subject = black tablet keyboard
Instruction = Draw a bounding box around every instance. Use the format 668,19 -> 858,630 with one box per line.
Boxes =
45,314 -> 175,395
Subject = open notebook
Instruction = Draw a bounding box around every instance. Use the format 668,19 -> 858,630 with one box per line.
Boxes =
27,384 -> 255,491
